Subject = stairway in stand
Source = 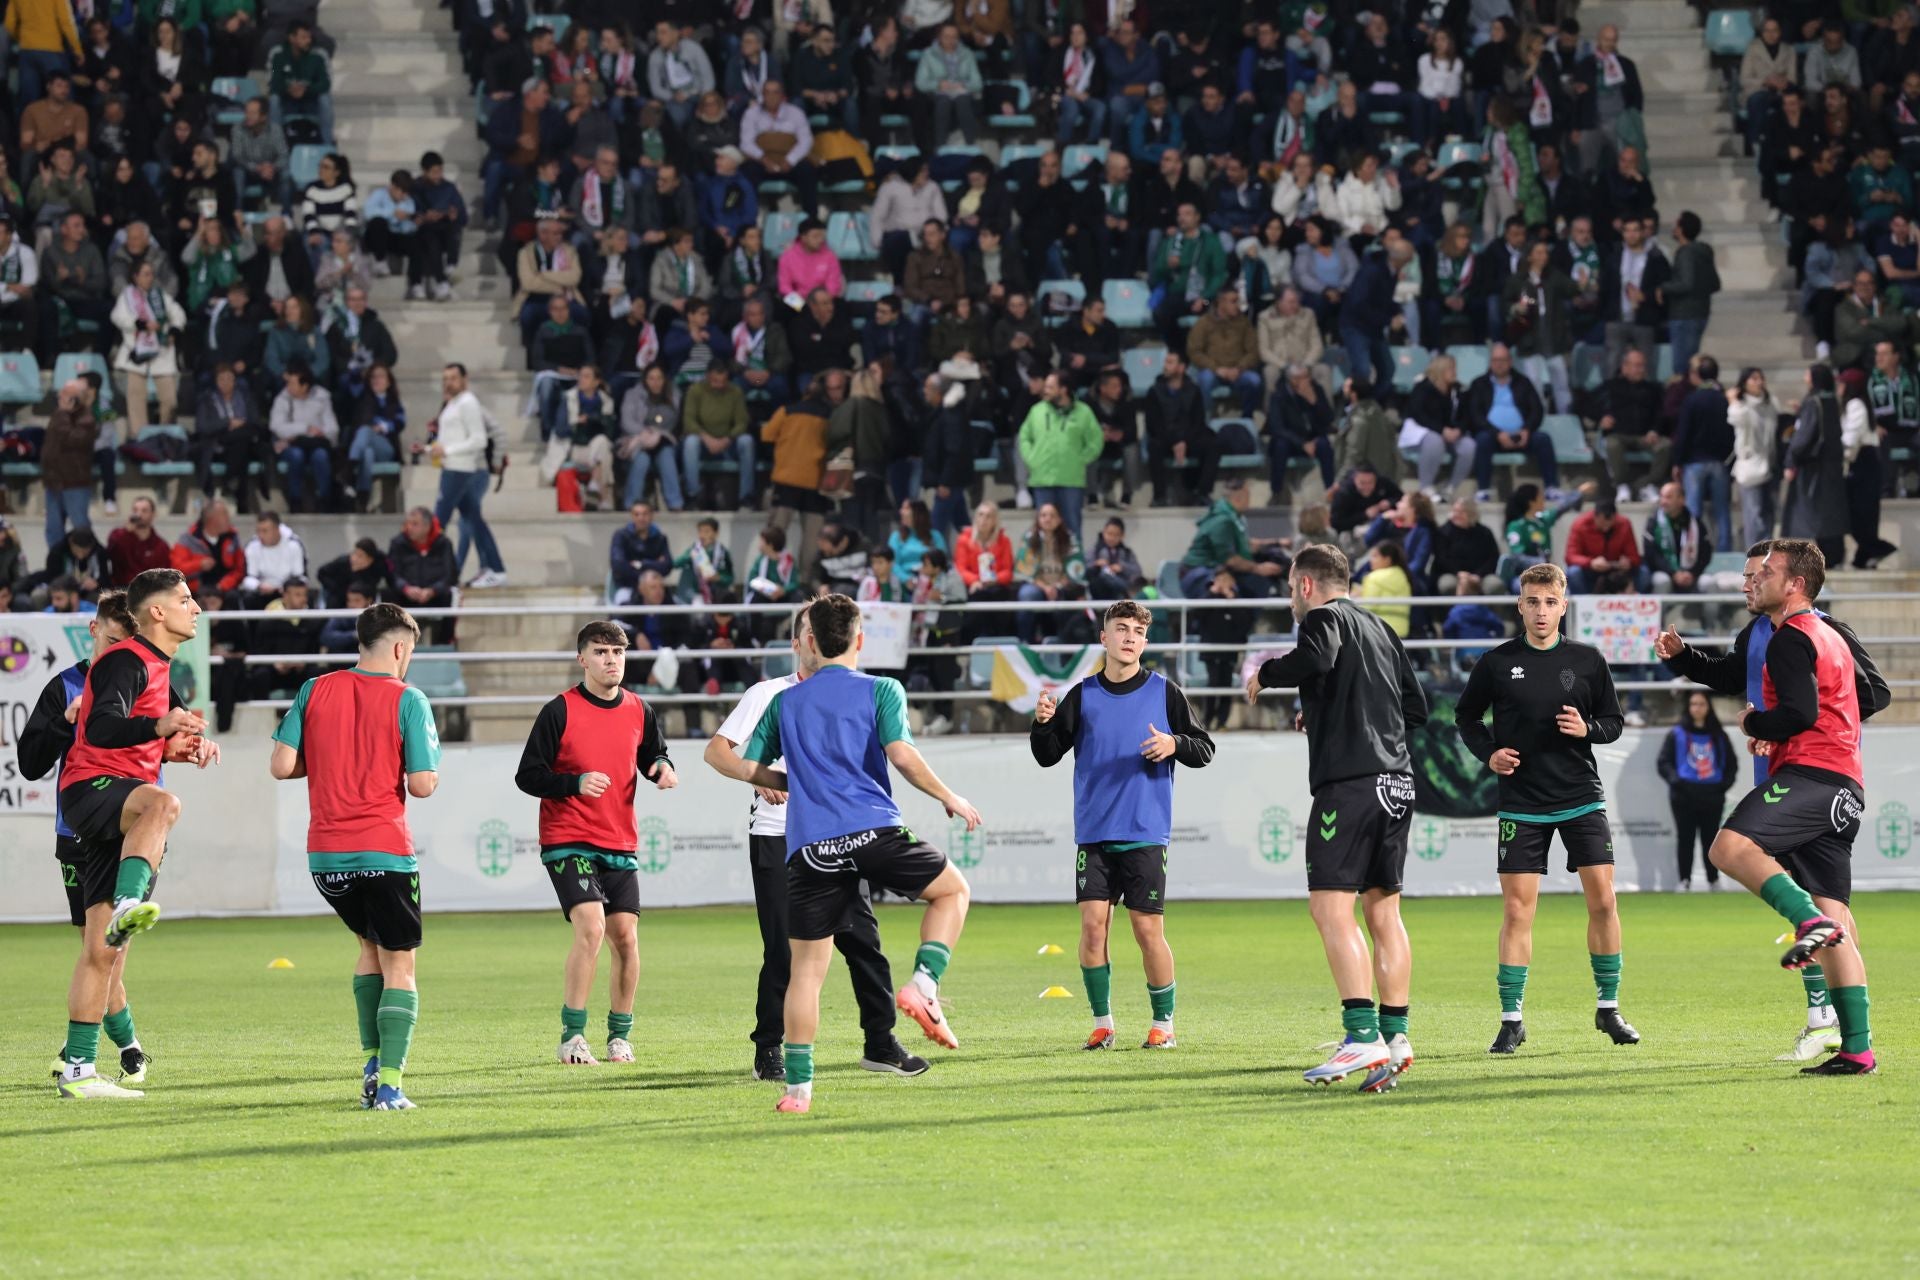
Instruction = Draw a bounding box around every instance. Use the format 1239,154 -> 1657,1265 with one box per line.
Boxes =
1579,1 -> 1809,393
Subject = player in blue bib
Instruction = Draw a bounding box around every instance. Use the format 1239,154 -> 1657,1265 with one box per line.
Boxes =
1031,600 -> 1215,1050
730,594 -> 982,1114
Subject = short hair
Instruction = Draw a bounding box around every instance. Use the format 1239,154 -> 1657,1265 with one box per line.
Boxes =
357,602 -> 420,650
576,620 -> 628,653
257,508 -> 281,525
696,516 -> 720,534
354,537 -> 382,559
127,568 -> 187,620
759,525 -> 786,553
94,589 -> 135,635
1767,537 -> 1827,600
1696,355 -> 1719,383
444,361 -> 468,378
807,594 -> 862,659
1291,544 -> 1349,587
1103,599 -> 1153,630
1517,563 -> 1569,594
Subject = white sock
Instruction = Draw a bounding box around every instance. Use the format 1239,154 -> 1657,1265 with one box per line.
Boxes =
63,1061 -> 94,1081
910,970 -> 938,1000
785,1081 -> 812,1099
1150,1017 -> 1173,1033
112,896 -> 140,914
1808,1006 -> 1839,1029
1093,1013 -> 1114,1031
1501,1011 -> 1523,1022
1597,999 -> 1619,1010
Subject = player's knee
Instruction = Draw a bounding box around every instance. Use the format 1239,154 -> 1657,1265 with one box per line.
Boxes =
606,918 -> 638,958
576,919 -> 606,950
82,934 -> 118,969
1129,912 -> 1164,943
148,790 -> 183,825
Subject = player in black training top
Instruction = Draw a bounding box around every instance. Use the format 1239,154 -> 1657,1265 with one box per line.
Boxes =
1248,545 -> 1428,1093
1455,562 -> 1636,1055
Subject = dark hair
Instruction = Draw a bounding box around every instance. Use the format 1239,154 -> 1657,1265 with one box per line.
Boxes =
576,619 -> 628,652
922,547 -> 950,571
902,498 -> 932,543
1767,537 -> 1827,600
1592,493 -> 1618,517
1678,692 -> 1723,731
1105,517 -> 1126,537
50,574 -> 81,595
344,578 -> 377,601
1348,375 -> 1375,403
127,568 -> 186,621
1808,363 -> 1836,393
357,602 -> 419,650
1371,538 -> 1408,569
1291,544 -> 1350,586
807,594 -> 862,658
1103,599 -> 1153,629
760,525 -> 786,553
258,508 -> 281,524
1676,211 -> 1702,242
1505,483 -> 1542,525
1696,355 -> 1719,383
354,537 -> 382,559
696,516 -> 720,533
93,589 -> 135,635
421,150 -> 445,170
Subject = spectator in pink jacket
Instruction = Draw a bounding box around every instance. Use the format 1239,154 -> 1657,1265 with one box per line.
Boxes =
776,218 -> 845,299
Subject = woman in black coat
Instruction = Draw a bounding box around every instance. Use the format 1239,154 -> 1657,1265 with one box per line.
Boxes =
919,370 -> 980,545
1782,366 -> 1850,567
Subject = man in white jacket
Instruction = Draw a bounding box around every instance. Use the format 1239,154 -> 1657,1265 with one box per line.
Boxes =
241,510 -> 306,604
432,362 -> 508,589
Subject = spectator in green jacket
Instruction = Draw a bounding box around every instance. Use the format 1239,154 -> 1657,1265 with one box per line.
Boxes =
1179,477 -> 1286,599
268,20 -> 332,144
1017,370 -> 1104,542
1150,200 -> 1227,351
680,359 -> 753,510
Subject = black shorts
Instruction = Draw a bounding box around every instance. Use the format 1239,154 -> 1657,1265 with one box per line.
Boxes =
1306,773 -> 1415,893
1076,843 -> 1168,914
1722,766 -> 1864,905
545,853 -> 641,920
787,827 -> 949,941
1498,809 -> 1615,875
57,834 -> 158,928
59,776 -> 146,851
312,869 -> 423,951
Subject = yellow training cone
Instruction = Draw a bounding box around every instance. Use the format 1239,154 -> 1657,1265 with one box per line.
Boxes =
268,957 -> 296,969
1036,944 -> 1065,956
1038,985 -> 1073,999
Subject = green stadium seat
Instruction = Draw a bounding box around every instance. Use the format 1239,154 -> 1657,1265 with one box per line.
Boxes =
1539,414 -> 1594,466
1122,346 -> 1167,397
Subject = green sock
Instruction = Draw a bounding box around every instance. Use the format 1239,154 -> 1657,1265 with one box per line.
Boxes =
607,1011 -> 634,1043
1148,981 -> 1176,1023
64,1020 -> 100,1066
1340,999 -> 1380,1043
376,989 -> 418,1088
1802,965 -> 1834,1022
1832,986 -> 1872,1055
561,1004 -> 587,1045
1590,952 -> 1622,1006
1497,963 -> 1528,1015
112,857 -> 153,903
784,1042 -> 813,1087
1081,963 -> 1111,1018
102,1005 -> 136,1050
1759,873 -> 1821,927
353,974 -> 383,1054
1379,1004 -> 1409,1039
914,941 -> 951,985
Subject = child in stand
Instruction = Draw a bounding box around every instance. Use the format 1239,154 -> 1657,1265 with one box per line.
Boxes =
744,524 -> 799,643
361,171 -> 417,279
857,545 -> 903,602
673,515 -> 736,603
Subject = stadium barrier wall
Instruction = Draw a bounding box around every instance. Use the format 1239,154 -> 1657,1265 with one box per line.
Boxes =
4,734 -> 1918,924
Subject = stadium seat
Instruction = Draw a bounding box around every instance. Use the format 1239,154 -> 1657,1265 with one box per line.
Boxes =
997,142 -> 1052,190
986,80 -> 1036,130
1389,346 -> 1424,393
1122,345 -> 1167,397
211,75 -> 260,128
1037,278 -> 1086,325
0,350 -> 40,403
1061,142 -> 1108,187
1570,343 -> 1609,391
1446,344 -> 1490,387
934,144 -> 985,192
843,279 -> 895,304
52,350 -> 112,416
532,12 -> 569,39
1102,279 -> 1151,328
1655,343 -> 1676,381
825,211 -> 877,262
1385,140 -> 1423,169
134,425 -> 195,481
1704,9 -> 1755,57
872,145 -> 921,175
1208,417 -> 1265,470
970,636 -> 1018,689
761,211 -> 804,256
1154,559 -> 1183,599
1538,414 -> 1594,466
1436,140 -> 1483,192
290,144 -> 329,190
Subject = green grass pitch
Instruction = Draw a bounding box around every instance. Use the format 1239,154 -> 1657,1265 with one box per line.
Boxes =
4,894 -> 1918,1277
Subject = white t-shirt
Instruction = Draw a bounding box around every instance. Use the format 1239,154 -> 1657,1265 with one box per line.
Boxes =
716,673 -> 801,838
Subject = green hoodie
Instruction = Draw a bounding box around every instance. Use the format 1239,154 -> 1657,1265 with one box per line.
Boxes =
1182,498 -> 1252,569
1016,397 -> 1103,487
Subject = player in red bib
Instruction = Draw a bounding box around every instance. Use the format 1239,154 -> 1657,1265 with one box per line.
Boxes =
54,568 -> 220,1099
271,603 -> 441,1110
1708,540 -> 1878,1075
515,621 -> 677,1066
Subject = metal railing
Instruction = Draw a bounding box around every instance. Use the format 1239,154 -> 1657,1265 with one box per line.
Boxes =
198,591 -> 1920,708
